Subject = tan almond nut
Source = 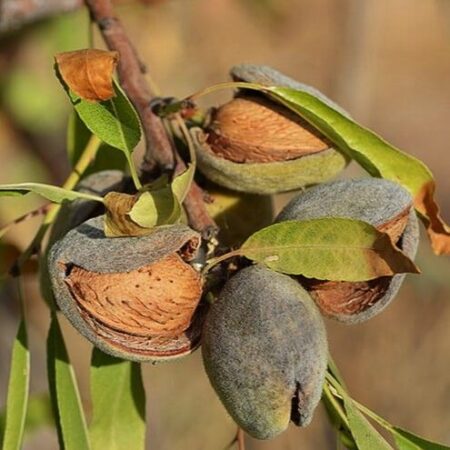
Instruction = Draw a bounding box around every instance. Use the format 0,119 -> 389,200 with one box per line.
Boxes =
206,95 -> 329,163
192,65 -> 350,195
47,216 -> 205,362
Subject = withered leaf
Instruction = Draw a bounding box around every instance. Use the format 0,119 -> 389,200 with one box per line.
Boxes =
103,192 -> 149,237
55,49 -> 119,102
415,181 -> 450,255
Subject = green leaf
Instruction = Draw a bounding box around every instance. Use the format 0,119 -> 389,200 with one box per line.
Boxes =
344,397 -> 392,450
128,186 -> 181,229
0,183 -> 104,203
0,395 -> 53,446
68,81 -> 141,156
241,218 -> 419,281
392,428 -> 450,450
47,315 -> 91,450
1,319 -> 30,450
67,111 -> 127,173
89,349 -> 146,450
172,164 -> 195,203
266,86 -> 450,255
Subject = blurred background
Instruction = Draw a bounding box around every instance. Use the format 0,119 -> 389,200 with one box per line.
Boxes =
0,0 -> 449,449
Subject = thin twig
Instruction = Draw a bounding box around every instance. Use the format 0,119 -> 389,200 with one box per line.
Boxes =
0,203 -> 51,239
0,0 -> 83,34
223,427 -> 246,450
183,179 -> 218,238
84,0 -> 174,172
236,428 -> 246,450
173,114 -> 218,238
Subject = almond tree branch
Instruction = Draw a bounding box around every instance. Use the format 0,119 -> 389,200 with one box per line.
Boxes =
84,0 -> 174,172
0,0 -> 83,34
84,0 -> 218,238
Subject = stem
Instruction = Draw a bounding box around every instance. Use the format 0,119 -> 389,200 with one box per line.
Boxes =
222,427 -> 246,450
126,154 -> 143,190
323,381 -> 350,429
12,134 -> 101,275
172,115 -> 217,237
86,0 -> 217,239
236,428 -> 245,450
350,398 -> 393,431
0,0 -> 83,33
174,114 -> 197,166
325,371 -> 394,433
188,81 -> 264,102
62,134 -> 101,190
158,82 -> 265,117
202,249 -> 243,275
0,204 -> 51,239
328,355 -> 347,389
85,0 -> 174,171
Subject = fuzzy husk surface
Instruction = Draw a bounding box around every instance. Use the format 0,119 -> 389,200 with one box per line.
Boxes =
276,178 -> 420,323
48,216 -> 205,362
230,63 -> 351,117
194,64 -> 351,194
202,265 -> 328,440
193,127 -> 348,194
40,170 -> 129,308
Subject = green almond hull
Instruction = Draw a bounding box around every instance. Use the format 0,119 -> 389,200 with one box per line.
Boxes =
202,265 -> 328,439
194,130 -> 348,194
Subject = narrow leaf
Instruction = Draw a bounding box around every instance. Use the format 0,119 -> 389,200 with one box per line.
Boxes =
392,427 -> 450,450
242,218 -> 419,281
1,319 -> 30,450
55,49 -> 118,102
89,349 -> 146,450
172,163 -> 195,203
344,397 -> 393,450
0,395 -> 53,446
0,183 -> 104,203
47,315 -> 91,450
266,86 -> 450,255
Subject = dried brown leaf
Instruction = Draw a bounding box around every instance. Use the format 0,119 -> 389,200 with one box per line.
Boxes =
55,49 -> 119,102
415,181 -> 450,255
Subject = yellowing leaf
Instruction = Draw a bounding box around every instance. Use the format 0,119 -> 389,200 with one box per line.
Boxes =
241,218 -> 419,281
266,86 -> 450,255
172,164 -> 195,203
55,49 -> 118,102
129,186 -> 181,228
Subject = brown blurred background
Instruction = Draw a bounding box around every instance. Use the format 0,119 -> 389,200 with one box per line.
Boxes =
0,0 -> 450,449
